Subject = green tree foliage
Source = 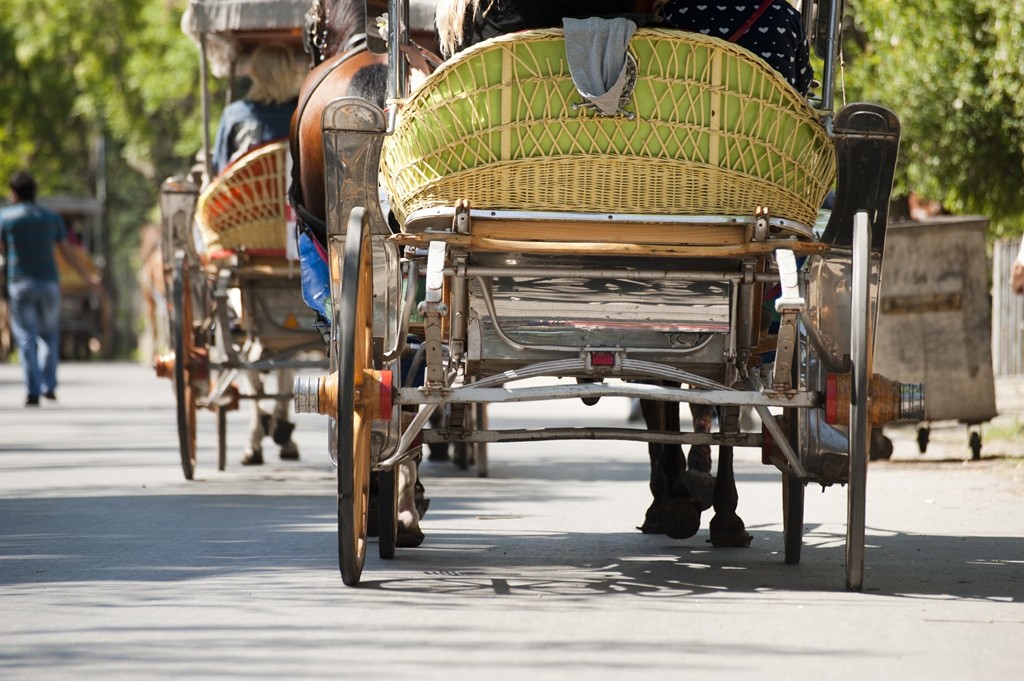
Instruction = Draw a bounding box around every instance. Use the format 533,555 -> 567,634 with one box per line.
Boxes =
0,0 -> 206,354
0,0 -> 203,194
845,0 -> 1024,234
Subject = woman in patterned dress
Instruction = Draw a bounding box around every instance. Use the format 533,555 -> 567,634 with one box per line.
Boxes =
656,0 -> 812,94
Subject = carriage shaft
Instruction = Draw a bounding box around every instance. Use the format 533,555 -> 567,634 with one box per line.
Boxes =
397,384 -> 821,408
420,428 -> 763,447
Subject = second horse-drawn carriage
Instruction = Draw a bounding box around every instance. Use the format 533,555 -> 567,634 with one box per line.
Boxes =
291,0 -> 926,589
155,0 -> 328,480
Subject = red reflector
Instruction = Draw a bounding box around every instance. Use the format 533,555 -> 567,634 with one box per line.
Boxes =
825,374 -> 838,425
591,352 -> 615,366
379,370 -> 393,421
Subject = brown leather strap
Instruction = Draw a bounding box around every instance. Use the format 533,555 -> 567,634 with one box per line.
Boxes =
402,41 -> 443,74
729,0 -> 775,42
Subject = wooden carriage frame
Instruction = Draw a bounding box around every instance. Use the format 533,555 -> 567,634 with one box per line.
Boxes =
295,0 -> 923,590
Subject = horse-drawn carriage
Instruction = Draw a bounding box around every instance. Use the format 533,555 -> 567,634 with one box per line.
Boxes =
154,0 -> 328,480
290,0 -> 925,590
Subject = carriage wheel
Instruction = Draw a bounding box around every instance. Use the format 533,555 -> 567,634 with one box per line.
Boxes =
782,343 -> 804,564
782,414 -> 804,565
846,212 -> 872,591
474,403 -> 489,478
377,467 -> 398,559
336,209 -> 374,586
171,254 -> 197,481
216,406 -> 227,471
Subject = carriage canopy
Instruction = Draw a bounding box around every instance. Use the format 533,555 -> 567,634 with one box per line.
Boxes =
182,0 -> 309,36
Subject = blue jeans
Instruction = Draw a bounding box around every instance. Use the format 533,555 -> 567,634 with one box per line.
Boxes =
8,279 -> 61,398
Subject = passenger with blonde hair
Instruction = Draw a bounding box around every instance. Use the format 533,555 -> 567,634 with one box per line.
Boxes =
211,42 -> 301,175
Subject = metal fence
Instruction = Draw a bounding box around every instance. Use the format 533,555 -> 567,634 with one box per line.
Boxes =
991,237 -> 1024,377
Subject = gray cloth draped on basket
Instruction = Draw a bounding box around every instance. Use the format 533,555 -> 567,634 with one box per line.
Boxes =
563,17 -> 637,116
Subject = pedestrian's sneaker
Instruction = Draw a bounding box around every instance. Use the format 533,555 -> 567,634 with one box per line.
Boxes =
43,390 -> 57,401
241,446 -> 264,465
25,395 -> 40,407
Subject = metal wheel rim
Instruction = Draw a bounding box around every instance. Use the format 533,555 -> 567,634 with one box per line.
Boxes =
846,212 -> 871,591
172,255 -> 197,481
337,210 -> 373,586
377,468 -> 397,559
783,343 -> 804,564
216,407 -> 227,471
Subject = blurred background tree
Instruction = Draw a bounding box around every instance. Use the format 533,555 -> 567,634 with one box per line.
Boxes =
0,0 -> 209,357
844,0 -> 1024,235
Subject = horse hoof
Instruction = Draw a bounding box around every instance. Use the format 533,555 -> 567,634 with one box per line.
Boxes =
397,523 -> 425,548
279,442 -> 300,461
241,447 -> 264,466
639,498 -> 700,540
271,420 -> 296,446
708,513 -> 753,547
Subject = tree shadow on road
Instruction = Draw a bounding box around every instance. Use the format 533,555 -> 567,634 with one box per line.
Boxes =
2,493 -> 1020,605
357,523 -> 1024,604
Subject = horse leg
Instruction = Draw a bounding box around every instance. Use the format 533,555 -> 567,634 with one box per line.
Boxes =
709,406 -> 752,547
426,408 -> 450,462
684,403 -> 716,512
241,369 -> 270,465
396,458 -> 425,547
270,369 -> 299,461
639,396 -> 701,540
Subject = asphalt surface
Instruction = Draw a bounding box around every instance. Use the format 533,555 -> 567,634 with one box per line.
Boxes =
1,361 -> 1022,680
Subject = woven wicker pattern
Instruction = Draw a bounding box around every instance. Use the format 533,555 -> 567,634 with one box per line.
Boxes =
197,140 -> 290,251
381,28 -> 836,227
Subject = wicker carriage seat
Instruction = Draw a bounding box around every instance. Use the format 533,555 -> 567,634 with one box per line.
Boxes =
381,28 -> 836,241
196,139 -> 293,255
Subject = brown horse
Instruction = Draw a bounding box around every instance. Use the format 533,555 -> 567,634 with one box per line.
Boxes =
291,1 -> 389,238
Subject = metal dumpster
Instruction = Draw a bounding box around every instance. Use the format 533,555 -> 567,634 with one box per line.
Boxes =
873,215 -> 997,459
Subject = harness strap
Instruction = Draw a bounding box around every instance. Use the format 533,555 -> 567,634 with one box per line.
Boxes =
729,0 -> 775,42
401,42 -> 444,74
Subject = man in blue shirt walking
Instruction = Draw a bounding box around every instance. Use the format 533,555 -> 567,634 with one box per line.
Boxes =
1,170 -> 100,406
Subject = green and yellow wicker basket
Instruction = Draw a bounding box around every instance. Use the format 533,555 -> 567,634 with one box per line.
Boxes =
381,28 -> 836,228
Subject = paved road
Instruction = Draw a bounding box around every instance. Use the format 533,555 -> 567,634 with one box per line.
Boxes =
1,361 -> 1022,680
